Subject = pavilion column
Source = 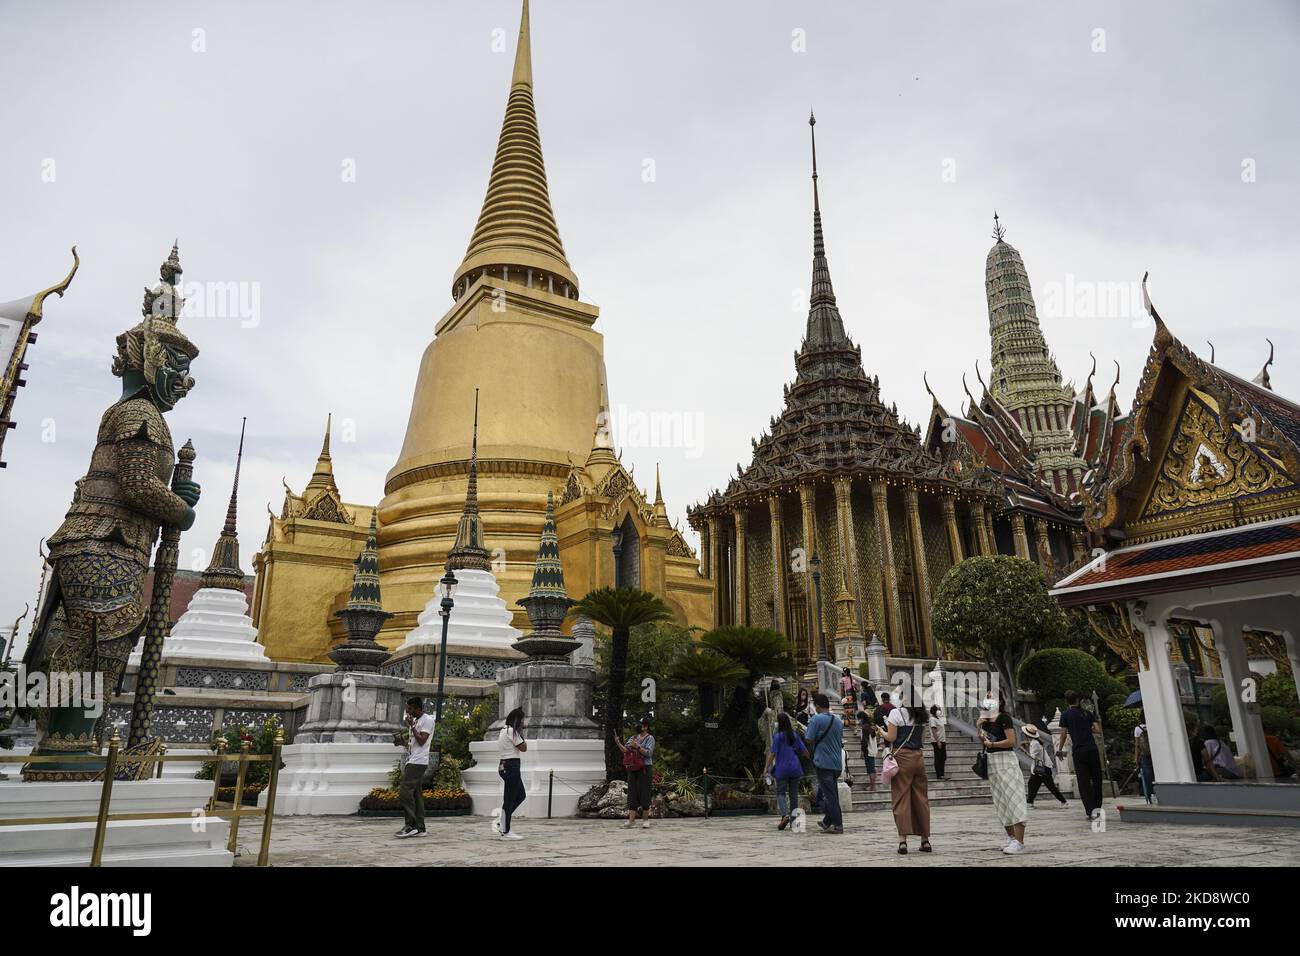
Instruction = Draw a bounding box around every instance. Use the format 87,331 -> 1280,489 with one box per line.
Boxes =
768,495 -> 787,635
871,480 -> 904,653
706,515 -> 722,628
833,477 -> 862,633
1011,513 -> 1030,560
1210,612 -> 1274,780
1286,630 -> 1300,713
904,486 -> 934,657
798,484 -> 818,661
1035,520 -> 1052,567
941,495 -> 963,565
732,506 -> 748,626
1131,607 -> 1196,784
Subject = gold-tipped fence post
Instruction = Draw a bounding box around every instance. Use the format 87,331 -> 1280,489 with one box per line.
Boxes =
227,738 -> 251,854
209,736 -> 229,813
257,728 -> 285,866
89,729 -> 122,867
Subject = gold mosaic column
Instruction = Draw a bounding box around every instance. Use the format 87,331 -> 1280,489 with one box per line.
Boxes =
732,506 -> 748,626
871,480 -> 904,653
981,506 -> 997,555
1011,513 -> 1030,559
970,502 -> 988,556
904,486 -> 934,657
1035,520 -> 1052,566
833,477 -> 862,632
941,495 -> 963,565
799,483 -> 818,661
699,521 -> 712,578
706,515 -> 722,627
768,495 -> 787,634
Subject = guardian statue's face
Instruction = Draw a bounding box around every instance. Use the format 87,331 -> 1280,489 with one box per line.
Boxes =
149,344 -> 195,411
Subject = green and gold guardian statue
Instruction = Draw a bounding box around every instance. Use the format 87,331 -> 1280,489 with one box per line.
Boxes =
22,245 -> 201,780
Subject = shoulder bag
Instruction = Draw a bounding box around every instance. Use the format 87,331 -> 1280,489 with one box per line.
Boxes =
881,723 -> 919,785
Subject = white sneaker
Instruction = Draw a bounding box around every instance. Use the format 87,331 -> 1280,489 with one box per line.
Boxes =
1003,839 -> 1025,855
1057,801 -> 1069,809
501,830 -> 524,840
621,821 -> 635,829
394,827 -> 416,839
642,820 -> 651,829
492,817 -> 502,835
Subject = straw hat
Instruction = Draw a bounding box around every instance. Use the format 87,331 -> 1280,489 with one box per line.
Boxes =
1022,724 -> 1041,739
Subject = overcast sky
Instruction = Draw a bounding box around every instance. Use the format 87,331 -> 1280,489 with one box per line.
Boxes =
2,0 -> 1297,649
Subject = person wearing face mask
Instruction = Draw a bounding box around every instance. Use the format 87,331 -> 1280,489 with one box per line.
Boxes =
979,689 -> 1028,854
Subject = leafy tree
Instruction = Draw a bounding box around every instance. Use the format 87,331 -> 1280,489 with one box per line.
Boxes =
931,555 -> 1069,710
593,620 -> 695,721
433,694 -> 497,767
1046,609 -> 1132,676
1018,648 -> 1129,716
570,587 -> 672,778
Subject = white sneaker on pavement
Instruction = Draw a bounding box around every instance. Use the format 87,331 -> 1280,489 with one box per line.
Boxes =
1003,839 -> 1025,855
501,830 -> 524,840
642,821 -> 651,829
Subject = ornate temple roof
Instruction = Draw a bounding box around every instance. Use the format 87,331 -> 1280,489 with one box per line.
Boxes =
280,414 -> 354,525
691,118 -> 997,520
1081,276 -> 1300,544
451,0 -> 578,300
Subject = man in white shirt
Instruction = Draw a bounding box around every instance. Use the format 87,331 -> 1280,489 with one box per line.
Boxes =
397,697 -> 435,838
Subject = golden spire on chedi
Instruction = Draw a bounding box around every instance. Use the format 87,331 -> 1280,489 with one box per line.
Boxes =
252,1 -> 709,663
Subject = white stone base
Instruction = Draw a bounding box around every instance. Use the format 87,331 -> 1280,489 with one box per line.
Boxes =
398,568 -> 522,651
463,738 -> 606,819
0,779 -> 232,866
130,587 -> 268,665
260,742 -> 402,816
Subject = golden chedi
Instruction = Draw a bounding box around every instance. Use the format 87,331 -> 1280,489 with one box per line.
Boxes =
254,1 -> 709,662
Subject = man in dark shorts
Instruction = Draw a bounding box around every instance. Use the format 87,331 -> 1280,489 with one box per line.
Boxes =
1056,690 -> 1103,820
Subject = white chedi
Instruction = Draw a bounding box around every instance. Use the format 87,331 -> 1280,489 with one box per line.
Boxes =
129,587 -> 268,664
397,567 -> 521,651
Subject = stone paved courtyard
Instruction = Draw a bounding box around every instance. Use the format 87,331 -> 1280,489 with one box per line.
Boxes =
235,800 -> 1300,867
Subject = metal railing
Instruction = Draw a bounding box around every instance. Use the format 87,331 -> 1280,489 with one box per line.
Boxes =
0,729 -> 284,867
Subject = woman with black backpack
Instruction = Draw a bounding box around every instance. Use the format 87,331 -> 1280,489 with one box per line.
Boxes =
614,716 -> 656,829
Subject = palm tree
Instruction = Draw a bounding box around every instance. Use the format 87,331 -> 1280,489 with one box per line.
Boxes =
700,626 -> 796,688
696,626 -> 796,777
570,587 -> 672,778
669,651 -> 747,719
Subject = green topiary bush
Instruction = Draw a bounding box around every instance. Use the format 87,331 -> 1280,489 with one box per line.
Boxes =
1018,648 -> 1127,714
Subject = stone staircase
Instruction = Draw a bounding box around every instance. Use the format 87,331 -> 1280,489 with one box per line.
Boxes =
843,720 -> 1023,811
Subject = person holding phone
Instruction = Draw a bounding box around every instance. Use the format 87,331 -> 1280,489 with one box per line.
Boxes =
396,697 -> 434,839
980,689 -> 1027,854
614,716 -> 656,829
496,707 -> 528,840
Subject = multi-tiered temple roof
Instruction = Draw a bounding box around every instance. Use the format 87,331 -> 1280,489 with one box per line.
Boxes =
692,117 -> 999,518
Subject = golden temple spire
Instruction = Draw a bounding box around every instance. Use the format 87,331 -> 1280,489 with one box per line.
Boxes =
804,112 -> 848,349
452,0 -> 577,301
512,0 -> 533,88
306,413 -> 337,492
653,463 -> 669,526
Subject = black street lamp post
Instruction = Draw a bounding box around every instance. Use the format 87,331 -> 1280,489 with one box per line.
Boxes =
434,568 -> 458,728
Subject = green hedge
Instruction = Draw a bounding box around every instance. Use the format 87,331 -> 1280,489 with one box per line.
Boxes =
1018,648 -> 1128,717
